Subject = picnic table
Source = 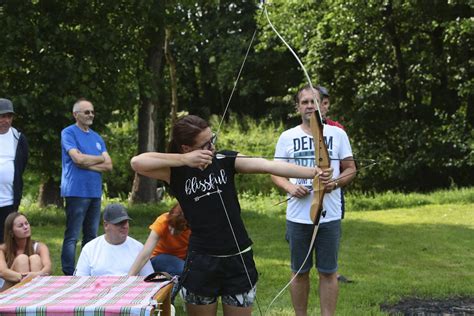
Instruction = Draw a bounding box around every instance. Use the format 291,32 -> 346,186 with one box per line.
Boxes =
0,275 -> 173,316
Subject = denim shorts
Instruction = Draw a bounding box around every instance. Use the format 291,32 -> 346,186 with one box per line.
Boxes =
286,220 -> 341,274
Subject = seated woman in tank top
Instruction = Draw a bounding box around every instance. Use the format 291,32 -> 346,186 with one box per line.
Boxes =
0,212 -> 51,291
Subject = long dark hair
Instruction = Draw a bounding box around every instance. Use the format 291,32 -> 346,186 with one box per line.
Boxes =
168,115 -> 209,153
3,212 -> 34,267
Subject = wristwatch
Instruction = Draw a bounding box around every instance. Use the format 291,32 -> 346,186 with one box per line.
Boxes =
334,182 -> 339,189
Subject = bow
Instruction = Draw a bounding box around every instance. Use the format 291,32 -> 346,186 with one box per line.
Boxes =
259,1 -> 330,225
211,3 -> 332,315
309,110 -> 330,224
261,2 -> 335,314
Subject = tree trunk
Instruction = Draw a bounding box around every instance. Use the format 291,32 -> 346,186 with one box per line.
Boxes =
38,176 -> 62,208
129,0 -> 167,204
383,0 -> 407,104
165,27 -> 179,135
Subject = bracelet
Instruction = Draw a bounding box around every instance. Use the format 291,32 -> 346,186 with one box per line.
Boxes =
334,182 -> 339,189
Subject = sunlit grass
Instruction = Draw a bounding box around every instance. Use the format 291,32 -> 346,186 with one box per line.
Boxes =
346,187 -> 474,211
19,189 -> 474,315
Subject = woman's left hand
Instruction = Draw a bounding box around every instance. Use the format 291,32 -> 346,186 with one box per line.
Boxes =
319,167 -> 333,183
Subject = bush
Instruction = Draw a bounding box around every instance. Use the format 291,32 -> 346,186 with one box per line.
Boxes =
210,114 -> 284,194
102,119 -> 137,199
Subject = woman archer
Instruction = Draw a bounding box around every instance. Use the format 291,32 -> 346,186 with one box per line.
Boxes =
131,114 -> 332,316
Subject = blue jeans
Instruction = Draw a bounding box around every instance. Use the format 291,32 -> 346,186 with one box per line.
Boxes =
151,254 -> 185,276
61,197 -> 101,275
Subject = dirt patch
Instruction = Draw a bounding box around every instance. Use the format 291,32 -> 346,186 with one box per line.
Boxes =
380,296 -> 474,315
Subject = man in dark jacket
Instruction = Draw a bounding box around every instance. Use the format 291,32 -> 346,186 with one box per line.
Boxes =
0,98 -> 28,243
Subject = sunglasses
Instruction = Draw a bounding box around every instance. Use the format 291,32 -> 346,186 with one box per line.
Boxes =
76,110 -> 95,115
196,133 -> 217,150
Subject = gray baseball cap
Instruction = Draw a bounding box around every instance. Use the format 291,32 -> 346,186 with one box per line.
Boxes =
103,203 -> 132,224
0,98 -> 14,115
317,86 -> 330,98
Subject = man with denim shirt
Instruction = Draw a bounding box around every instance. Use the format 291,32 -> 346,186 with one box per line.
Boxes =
60,98 -> 113,275
272,86 -> 356,316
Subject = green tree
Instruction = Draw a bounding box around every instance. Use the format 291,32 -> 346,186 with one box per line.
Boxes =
129,0 -> 167,203
1,0 -> 471,200
0,1 -> 143,205
258,0 -> 473,192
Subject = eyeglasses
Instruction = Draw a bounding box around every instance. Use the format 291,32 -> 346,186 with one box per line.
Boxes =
76,110 -> 95,115
196,133 -> 217,150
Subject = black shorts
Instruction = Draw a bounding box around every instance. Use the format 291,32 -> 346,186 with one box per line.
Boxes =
181,248 -> 258,297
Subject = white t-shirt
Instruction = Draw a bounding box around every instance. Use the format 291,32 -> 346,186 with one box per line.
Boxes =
0,128 -> 15,207
274,124 -> 353,224
74,235 -> 154,276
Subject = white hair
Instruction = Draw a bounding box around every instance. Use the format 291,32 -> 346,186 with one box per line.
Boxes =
72,98 -> 91,112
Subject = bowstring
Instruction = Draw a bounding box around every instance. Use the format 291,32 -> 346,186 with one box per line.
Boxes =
263,5 -> 324,123
214,3 -> 326,315
215,24 -> 259,139
212,11 -> 264,316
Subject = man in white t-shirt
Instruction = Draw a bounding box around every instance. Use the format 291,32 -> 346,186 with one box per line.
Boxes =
271,85 -> 356,316
0,98 -> 28,244
74,203 -> 153,276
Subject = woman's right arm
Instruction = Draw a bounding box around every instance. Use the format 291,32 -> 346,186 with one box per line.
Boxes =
0,250 -> 22,283
128,231 -> 160,276
130,150 -> 214,182
36,242 -> 52,276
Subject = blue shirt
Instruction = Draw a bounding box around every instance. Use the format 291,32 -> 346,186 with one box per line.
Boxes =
60,124 -> 107,198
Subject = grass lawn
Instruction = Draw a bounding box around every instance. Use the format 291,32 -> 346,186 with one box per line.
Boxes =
20,191 -> 474,315
246,201 -> 473,315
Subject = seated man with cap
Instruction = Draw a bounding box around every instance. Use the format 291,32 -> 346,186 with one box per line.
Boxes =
74,203 -> 153,276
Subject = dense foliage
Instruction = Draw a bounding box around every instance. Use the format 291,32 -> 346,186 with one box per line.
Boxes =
0,1 -> 149,202
1,0 -> 472,200
257,0 -> 473,191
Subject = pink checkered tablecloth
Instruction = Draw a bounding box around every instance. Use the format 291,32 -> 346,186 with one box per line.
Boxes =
0,275 -> 171,316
